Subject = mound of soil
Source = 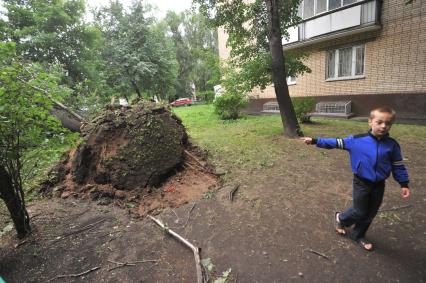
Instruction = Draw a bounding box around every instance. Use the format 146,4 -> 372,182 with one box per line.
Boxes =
73,101 -> 188,189
41,101 -> 217,215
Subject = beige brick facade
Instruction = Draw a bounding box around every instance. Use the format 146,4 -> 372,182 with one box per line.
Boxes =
218,0 -> 426,102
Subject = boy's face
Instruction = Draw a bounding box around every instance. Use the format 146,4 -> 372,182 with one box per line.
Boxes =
368,111 -> 394,138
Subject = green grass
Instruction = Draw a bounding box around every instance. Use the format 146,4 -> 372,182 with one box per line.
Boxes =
174,104 -> 426,173
174,105 -> 285,171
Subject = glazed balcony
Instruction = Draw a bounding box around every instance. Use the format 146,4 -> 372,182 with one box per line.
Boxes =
283,0 -> 382,49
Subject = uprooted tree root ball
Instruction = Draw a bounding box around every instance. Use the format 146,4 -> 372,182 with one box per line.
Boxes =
40,101 -> 218,215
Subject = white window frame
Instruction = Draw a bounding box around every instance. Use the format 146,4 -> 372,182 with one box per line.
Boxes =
326,44 -> 365,81
300,0 -> 361,20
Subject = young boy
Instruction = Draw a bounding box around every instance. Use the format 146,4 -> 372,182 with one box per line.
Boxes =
301,107 -> 410,251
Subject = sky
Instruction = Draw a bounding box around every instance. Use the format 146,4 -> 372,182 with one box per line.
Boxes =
87,0 -> 194,19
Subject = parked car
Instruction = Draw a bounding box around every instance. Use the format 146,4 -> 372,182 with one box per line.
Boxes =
170,97 -> 192,107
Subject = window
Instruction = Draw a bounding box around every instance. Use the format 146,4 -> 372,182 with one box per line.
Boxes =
300,0 -> 360,19
338,47 -> 352,77
329,0 -> 341,10
303,0 -> 315,19
287,76 -> 297,85
326,45 -> 365,80
343,0 -> 357,5
316,0 -> 328,14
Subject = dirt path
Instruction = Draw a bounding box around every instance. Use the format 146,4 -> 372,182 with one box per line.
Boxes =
1,139 -> 425,282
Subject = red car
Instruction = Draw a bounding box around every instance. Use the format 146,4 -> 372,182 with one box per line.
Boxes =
170,97 -> 192,107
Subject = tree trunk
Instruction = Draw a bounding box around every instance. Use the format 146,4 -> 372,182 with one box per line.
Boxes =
51,106 -> 82,133
0,166 -> 31,238
265,0 -> 301,138
131,79 -> 142,98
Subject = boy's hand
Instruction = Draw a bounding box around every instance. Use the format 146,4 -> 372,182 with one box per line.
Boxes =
401,187 -> 410,198
300,137 -> 313,145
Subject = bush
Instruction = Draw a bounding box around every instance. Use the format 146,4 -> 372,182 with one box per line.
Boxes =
292,97 -> 316,123
197,90 -> 215,103
213,92 -> 248,120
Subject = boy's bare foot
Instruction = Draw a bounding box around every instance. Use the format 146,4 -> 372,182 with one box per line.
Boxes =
334,212 -> 346,235
357,238 -> 374,251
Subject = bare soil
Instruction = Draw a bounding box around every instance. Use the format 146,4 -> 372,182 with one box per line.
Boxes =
1,137 -> 425,282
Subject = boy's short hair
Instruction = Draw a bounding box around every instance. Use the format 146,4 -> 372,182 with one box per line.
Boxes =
370,106 -> 396,121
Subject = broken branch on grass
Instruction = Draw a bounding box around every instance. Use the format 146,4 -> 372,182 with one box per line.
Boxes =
229,184 -> 240,202
107,259 -> 158,271
305,249 -> 329,260
379,204 -> 412,212
149,215 -> 204,283
47,266 -> 100,282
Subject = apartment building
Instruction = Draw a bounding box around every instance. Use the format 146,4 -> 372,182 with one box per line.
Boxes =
217,0 -> 426,120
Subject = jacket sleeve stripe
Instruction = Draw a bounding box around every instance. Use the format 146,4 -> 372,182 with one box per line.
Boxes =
337,138 -> 344,149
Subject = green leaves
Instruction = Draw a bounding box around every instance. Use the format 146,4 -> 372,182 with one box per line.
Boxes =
213,91 -> 248,120
95,2 -> 178,100
0,42 -> 72,177
195,0 -> 310,92
165,10 -> 220,99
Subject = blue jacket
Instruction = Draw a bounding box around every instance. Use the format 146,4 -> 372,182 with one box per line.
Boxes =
313,131 -> 409,187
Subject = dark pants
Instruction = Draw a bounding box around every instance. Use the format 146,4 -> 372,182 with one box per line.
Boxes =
339,175 -> 385,240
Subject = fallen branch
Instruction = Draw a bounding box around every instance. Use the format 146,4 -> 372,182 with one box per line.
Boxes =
149,215 -> 204,283
107,259 -> 158,272
47,266 -> 100,282
379,204 -> 412,212
183,162 -> 198,171
184,151 -> 223,178
229,184 -> 240,202
183,203 -> 196,228
30,213 -> 41,220
53,218 -> 106,242
17,77 -> 85,123
184,150 -> 205,168
14,239 -> 29,249
305,249 -> 329,260
171,209 -> 180,222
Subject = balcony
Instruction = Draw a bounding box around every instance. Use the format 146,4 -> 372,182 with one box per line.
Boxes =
283,0 -> 381,50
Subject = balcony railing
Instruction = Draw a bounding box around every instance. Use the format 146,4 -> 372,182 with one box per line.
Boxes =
283,0 -> 381,49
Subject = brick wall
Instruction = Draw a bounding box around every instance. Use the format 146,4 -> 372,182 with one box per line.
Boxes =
217,0 -> 426,118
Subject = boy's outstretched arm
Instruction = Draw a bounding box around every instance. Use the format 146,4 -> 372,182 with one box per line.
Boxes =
300,136 -> 352,150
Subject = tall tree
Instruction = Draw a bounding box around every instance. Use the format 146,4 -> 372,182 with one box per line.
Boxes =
94,1 -> 178,100
165,10 -> 220,99
165,11 -> 194,98
183,10 -> 221,94
195,0 -> 310,137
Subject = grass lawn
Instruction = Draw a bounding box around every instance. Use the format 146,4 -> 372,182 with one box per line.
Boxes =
174,104 -> 426,175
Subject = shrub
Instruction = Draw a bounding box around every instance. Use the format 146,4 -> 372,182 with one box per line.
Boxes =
213,92 -> 248,120
197,90 -> 215,103
292,97 -> 316,123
